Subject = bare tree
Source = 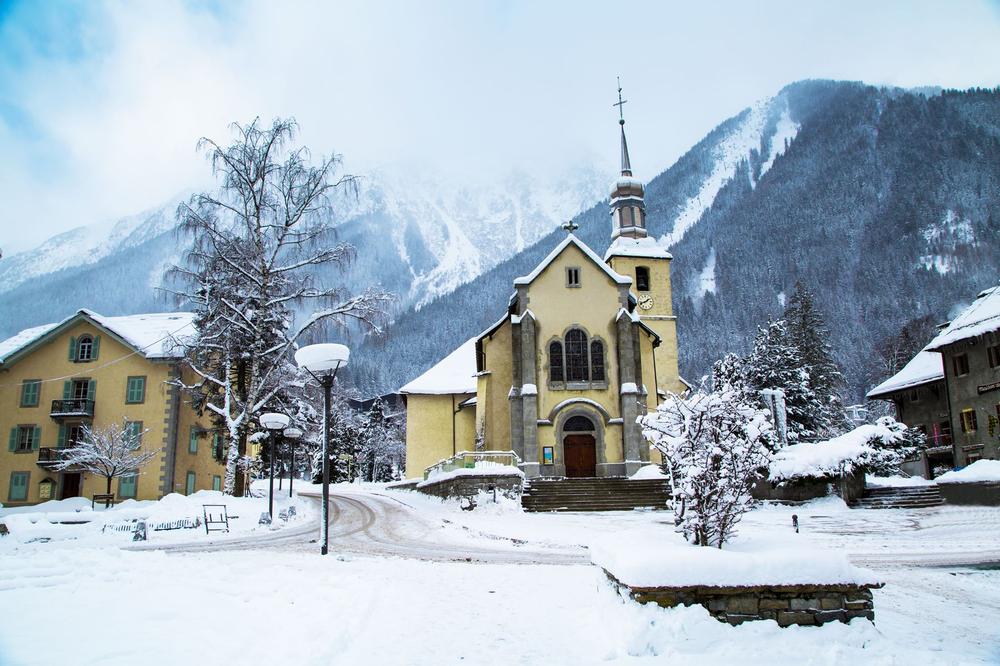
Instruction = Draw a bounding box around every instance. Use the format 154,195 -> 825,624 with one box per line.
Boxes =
50,419 -> 159,501
168,117 -> 391,496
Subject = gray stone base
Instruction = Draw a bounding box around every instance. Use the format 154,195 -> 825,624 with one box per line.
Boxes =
938,481 -> 1000,506
520,462 -> 542,479
624,460 -> 644,476
413,473 -> 523,506
539,463 -> 567,477
605,571 -> 881,627
596,462 -> 626,477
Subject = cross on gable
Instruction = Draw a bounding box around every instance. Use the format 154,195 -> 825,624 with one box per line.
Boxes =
562,220 -> 579,234
614,76 -> 628,122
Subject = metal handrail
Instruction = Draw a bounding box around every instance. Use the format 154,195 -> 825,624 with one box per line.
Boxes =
50,399 -> 95,417
423,450 -> 522,480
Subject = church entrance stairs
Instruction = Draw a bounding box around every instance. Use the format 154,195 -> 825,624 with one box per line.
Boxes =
850,485 -> 944,509
521,477 -> 670,512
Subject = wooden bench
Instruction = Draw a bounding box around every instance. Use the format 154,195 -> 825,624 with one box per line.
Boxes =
92,493 -> 115,509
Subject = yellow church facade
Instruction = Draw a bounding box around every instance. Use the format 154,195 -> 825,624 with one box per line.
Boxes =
401,115 -> 685,479
0,309 -> 225,506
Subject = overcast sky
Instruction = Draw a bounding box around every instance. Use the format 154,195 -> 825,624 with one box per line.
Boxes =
2,0 -> 999,253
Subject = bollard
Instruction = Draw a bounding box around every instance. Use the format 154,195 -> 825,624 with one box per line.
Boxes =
259,512 -> 272,526
278,509 -> 289,522
792,514 -> 799,534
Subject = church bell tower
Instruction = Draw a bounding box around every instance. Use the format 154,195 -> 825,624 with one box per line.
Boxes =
604,79 -> 684,398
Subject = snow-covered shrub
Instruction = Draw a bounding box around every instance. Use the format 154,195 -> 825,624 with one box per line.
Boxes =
640,388 -> 772,548
858,417 -> 922,476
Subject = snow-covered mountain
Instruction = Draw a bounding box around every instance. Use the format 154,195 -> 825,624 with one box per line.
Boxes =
0,165 -> 606,334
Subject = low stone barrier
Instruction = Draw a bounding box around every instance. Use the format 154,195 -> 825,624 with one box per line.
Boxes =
938,481 -> 1000,506
751,469 -> 865,504
413,473 -> 522,505
606,571 -> 881,627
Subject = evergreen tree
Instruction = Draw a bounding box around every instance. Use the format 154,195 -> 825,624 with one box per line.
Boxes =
782,282 -> 849,434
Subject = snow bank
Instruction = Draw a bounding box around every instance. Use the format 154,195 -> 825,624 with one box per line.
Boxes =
769,423 -> 900,482
866,474 -> 936,488
630,464 -> 667,480
591,528 -> 879,588
936,459 -> 1000,484
418,463 -> 524,488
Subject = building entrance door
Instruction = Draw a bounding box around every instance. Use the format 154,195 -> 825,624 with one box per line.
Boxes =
60,473 -> 82,499
564,435 -> 597,477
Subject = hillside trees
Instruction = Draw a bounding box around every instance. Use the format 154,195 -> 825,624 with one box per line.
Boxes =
169,117 -> 391,495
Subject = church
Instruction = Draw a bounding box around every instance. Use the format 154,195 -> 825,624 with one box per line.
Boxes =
400,106 -> 685,480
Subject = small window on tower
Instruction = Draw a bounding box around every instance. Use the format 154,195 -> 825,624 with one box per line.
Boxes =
566,267 -> 581,288
635,267 -> 650,292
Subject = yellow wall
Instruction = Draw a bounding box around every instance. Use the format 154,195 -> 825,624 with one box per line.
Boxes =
0,317 -> 222,506
403,392 -> 475,479
173,366 -> 226,496
478,321 -> 512,451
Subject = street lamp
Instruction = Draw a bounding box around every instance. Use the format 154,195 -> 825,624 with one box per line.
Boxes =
294,343 -> 349,556
260,412 -> 291,522
283,426 -> 303,498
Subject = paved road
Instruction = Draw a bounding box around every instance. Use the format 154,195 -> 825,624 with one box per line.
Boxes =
139,490 -> 588,564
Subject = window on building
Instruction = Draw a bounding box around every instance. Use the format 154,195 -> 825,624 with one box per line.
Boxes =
124,421 -> 143,447
125,376 -> 146,404
8,472 -> 29,502
20,380 -> 41,407
908,389 -> 920,403
212,476 -> 222,491
185,471 -> 196,495
960,409 -> 978,433
590,340 -> 606,382
938,420 -> 952,446
119,474 -> 137,499
953,353 -> 970,377
635,266 -> 650,292
8,425 -> 40,452
75,334 -> 100,362
67,379 -> 93,401
989,344 -> 1000,369
212,432 -> 224,461
189,426 -> 199,454
549,341 -> 565,382
566,267 -> 581,288
565,329 -> 589,381
64,424 -> 86,449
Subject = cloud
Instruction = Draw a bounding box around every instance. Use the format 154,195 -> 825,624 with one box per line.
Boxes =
1,0 -> 999,253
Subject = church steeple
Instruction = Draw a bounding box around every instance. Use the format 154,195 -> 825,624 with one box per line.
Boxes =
610,78 -> 646,240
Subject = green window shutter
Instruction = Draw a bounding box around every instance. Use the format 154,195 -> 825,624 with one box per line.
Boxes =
8,428 -> 16,452
32,426 -> 41,451
212,476 -> 221,491
189,426 -> 198,454
126,377 -> 146,404
212,432 -> 221,459
87,380 -> 96,401
119,474 -> 137,499
63,381 -> 72,400
20,381 -> 40,407
57,424 -> 66,448
68,336 -> 78,361
185,471 -> 196,495
91,335 -> 101,360
10,473 -> 29,501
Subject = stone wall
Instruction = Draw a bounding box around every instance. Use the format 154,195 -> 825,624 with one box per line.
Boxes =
938,481 -> 1000,506
415,473 -> 522,506
751,469 -> 865,504
606,572 -> 880,627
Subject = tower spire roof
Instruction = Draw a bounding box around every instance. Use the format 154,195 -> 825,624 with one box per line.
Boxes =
614,77 -> 632,177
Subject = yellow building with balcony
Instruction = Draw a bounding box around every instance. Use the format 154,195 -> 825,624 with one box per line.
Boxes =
0,309 -> 226,506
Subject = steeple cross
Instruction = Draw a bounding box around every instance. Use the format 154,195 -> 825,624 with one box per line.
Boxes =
562,219 -> 579,234
614,76 -> 628,123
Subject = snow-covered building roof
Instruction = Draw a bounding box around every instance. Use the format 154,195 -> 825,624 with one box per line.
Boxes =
513,234 -> 631,287
0,309 -> 196,365
865,350 -> 944,399
398,337 -> 478,395
603,235 -> 673,261
925,285 -> 1000,350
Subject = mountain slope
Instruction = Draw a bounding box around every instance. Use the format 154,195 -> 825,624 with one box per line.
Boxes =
355,81 -> 1000,399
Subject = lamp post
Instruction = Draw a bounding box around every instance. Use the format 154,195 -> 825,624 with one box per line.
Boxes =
294,343 -> 349,555
284,426 -> 303,498
260,412 -> 291,521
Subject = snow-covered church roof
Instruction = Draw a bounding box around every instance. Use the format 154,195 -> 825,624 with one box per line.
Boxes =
0,309 -> 196,365
514,234 -> 631,287
398,337 -> 478,395
865,350 -> 944,399
925,285 -> 1000,351
603,235 -> 672,261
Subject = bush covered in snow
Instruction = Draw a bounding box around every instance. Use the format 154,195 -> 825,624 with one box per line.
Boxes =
639,388 -> 772,548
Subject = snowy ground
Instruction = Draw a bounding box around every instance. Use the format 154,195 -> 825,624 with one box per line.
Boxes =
1,485 -> 999,665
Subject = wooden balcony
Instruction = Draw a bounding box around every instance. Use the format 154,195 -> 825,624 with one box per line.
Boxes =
50,399 -> 95,418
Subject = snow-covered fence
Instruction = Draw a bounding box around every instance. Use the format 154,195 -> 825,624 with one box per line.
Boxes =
423,450 -> 522,480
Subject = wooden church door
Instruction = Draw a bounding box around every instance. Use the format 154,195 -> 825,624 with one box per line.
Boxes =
564,435 -> 597,477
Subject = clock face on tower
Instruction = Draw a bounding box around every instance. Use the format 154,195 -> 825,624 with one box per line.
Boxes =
638,294 -> 654,310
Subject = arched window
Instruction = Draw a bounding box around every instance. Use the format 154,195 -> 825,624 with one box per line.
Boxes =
635,266 -> 650,292
564,415 -> 595,432
77,335 -> 94,361
565,329 -> 588,382
590,340 -> 605,382
549,341 -> 564,382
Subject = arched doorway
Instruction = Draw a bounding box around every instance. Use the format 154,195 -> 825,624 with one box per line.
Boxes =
563,415 -> 596,477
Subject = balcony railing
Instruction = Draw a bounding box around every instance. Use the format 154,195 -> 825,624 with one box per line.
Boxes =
423,450 -> 522,480
50,399 -> 95,418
